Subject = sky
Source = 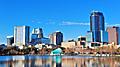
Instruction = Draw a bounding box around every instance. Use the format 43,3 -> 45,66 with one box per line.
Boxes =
0,0 -> 120,44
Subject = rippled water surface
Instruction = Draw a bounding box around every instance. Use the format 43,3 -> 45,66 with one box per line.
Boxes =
0,55 -> 120,67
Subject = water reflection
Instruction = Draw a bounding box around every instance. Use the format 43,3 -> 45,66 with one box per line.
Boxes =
0,55 -> 120,67
52,56 -> 62,67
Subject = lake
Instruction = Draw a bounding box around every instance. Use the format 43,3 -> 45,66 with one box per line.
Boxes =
0,55 -> 120,67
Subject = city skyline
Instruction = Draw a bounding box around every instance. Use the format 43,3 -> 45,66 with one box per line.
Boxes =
1,0 -> 120,44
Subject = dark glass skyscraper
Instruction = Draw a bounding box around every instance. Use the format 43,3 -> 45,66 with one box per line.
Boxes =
90,11 -> 105,42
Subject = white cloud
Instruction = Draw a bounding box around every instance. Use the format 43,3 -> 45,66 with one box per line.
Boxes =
31,19 -> 120,27
60,21 -> 90,26
105,23 -> 120,27
31,18 -> 42,24
60,21 -> 120,27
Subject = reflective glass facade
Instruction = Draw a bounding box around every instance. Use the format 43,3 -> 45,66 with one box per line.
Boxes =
100,30 -> 108,43
86,31 -> 93,42
32,28 -> 43,38
31,34 -> 38,40
90,11 -> 105,42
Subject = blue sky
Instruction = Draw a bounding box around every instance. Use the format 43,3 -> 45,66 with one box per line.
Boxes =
0,0 -> 120,44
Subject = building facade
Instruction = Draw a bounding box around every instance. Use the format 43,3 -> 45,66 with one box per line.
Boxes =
14,26 -> 30,46
61,41 -> 76,48
7,36 -> 14,45
32,28 -> 43,38
86,31 -> 93,43
100,30 -> 108,43
49,31 -> 63,45
77,36 -> 86,48
31,28 -> 43,41
30,38 -> 50,45
107,26 -> 120,45
90,11 -> 105,42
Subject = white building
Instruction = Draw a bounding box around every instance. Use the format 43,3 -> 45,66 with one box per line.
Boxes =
14,26 -> 30,46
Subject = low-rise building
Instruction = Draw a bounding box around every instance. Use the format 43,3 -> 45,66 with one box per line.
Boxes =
77,36 -> 86,48
61,41 -> 76,48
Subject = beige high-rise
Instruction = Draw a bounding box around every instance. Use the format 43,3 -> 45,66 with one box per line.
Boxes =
107,26 -> 120,45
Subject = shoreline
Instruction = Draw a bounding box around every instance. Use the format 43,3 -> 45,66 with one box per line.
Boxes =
1,54 -> 120,57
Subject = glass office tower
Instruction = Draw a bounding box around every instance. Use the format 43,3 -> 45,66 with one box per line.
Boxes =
90,11 -> 105,42
32,28 -> 43,38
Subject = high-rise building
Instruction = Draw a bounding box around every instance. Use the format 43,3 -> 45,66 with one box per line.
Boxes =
100,30 -> 108,43
30,28 -> 50,45
14,26 -> 30,46
30,37 -> 50,45
86,31 -> 93,48
7,36 -> 14,45
90,11 -> 106,42
90,11 -> 105,31
31,28 -> 43,41
49,31 -> 63,45
32,28 -> 43,38
86,31 -> 93,43
107,26 -> 120,45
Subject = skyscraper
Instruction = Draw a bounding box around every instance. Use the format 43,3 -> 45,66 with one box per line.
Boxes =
31,28 -> 43,42
107,26 -> 120,45
32,28 -> 43,38
90,11 -> 105,42
14,26 -> 30,46
49,31 -> 63,45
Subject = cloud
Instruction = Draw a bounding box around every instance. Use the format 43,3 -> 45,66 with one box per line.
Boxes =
105,23 -> 120,27
60,21 -> 90,26
60,21 -> 120,27
31,19 -> 120,27
31,19 -> 41,24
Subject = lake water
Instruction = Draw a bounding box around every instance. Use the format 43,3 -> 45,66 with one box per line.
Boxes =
0,55 -> 120,67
